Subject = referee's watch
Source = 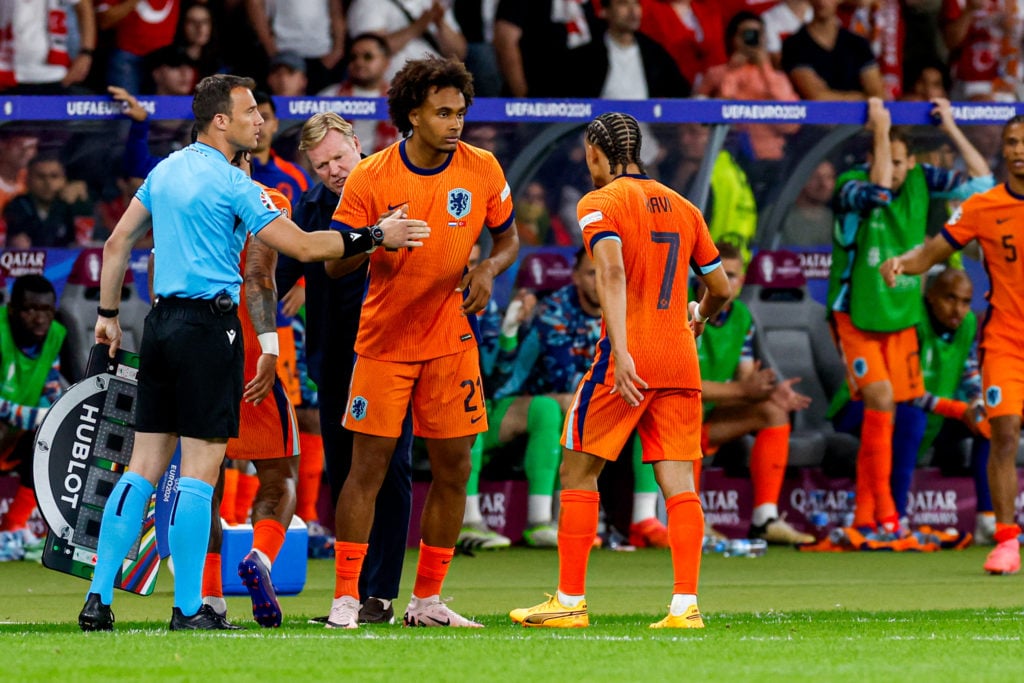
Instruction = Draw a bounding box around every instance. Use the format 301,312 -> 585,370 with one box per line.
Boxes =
369,224 -> 385,247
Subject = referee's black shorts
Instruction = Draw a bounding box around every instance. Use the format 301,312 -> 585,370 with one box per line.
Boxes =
135,297 -> 244,439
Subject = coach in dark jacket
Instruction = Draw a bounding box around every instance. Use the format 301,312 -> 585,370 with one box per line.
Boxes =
277,113 -> 412,625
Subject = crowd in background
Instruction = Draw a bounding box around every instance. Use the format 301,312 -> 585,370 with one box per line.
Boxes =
0,1 -> 1016,564
0,0 -> 1020,252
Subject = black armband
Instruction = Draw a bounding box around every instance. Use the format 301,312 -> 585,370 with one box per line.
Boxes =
97,306 -> 119,318
344,226 -> 383,256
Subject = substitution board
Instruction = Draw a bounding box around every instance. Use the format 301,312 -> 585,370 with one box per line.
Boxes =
32,344 -> 160,595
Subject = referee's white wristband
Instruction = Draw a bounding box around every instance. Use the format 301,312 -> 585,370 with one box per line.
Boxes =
257,332 -> 280,356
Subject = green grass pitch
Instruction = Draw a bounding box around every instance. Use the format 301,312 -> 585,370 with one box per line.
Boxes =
2,546 -> 1022,682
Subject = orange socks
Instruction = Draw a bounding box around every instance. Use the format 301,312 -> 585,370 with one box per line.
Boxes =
253,519 -> 286,564
412,541 -> 456,599
557,489 -> 600,596
666,492 -> 703,594
994,523 -> 1022,544
219,468 -> 239,524
750,425 -> 790,508
334,541 -> 368,599
202,552 -> 222,598
296,432 -> 324,523
0,485 -> 35,531
854,409 -> 894,528
235,472 -> 259,525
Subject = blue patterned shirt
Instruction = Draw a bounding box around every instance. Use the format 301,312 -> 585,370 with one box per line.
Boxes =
494,284 -> 602,399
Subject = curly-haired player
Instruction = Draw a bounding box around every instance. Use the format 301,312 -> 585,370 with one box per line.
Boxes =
322,56 -> 519,629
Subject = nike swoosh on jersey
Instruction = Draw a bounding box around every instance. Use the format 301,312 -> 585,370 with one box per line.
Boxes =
470,415 -> 483,424
387,202 -> 408,211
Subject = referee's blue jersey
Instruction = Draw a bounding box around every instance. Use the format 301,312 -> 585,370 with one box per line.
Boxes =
137,142 -> 281,303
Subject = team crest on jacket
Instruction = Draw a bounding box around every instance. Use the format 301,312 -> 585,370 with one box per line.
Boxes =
447,188 -> 471,219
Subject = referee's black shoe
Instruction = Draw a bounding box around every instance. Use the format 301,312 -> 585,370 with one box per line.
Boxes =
79,593 -> 114,632
170,604 -> 243,631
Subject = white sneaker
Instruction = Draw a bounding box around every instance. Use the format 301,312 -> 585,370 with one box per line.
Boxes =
403,596 -> 483,628
325,596 -> 360,630
522,524 -> 558,548
458,523 -> 511,550
975,513 -> 996,546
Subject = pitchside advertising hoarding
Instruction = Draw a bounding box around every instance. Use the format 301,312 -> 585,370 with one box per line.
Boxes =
402,470 -> 1022,546
699,468 -> 994,540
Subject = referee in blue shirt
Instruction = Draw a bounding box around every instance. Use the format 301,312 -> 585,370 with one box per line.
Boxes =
78,74 -> 430,631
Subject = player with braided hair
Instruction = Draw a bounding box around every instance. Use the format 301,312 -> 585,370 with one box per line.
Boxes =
511,112 -> 731,629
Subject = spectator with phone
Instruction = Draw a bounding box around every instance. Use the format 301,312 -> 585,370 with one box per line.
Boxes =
698,11 -> 800,175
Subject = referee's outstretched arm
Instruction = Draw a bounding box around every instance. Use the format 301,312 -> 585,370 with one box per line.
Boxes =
256,209 -> 430,262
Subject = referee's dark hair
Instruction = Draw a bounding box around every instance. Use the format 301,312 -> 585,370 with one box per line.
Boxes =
388,55 -> 474,137
193,74 -> 257,134
585,112 -> 645,177
10,274 -> 56,308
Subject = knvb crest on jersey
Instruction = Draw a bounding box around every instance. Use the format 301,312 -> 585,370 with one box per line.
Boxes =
447,188 -> 472,225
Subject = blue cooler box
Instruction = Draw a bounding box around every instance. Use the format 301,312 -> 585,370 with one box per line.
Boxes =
220,515 -> 308,595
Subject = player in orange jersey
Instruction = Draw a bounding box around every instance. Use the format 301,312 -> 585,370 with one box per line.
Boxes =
510,112 -> 731,629
198,150 -> 301,629
321,56 -> 519,630
882,115 -> 1024,576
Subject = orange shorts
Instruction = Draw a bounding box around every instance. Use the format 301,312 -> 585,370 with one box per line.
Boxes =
979,346 -> 1024,420
226,379 -> 299,461
343,349 -> 487,439
562,381 -> 702,461
832,312 -> 923,402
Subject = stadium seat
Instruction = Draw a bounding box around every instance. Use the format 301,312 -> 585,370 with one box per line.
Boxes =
58,248 -> 149,383
740,250 -> 858,473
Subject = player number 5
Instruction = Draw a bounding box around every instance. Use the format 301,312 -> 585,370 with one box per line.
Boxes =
1002,234 -> 1017,263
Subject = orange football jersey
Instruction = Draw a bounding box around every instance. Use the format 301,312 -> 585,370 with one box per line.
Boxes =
331,140 -> 514,362
577,174 -> 720,389
942,183 -> 1024,352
